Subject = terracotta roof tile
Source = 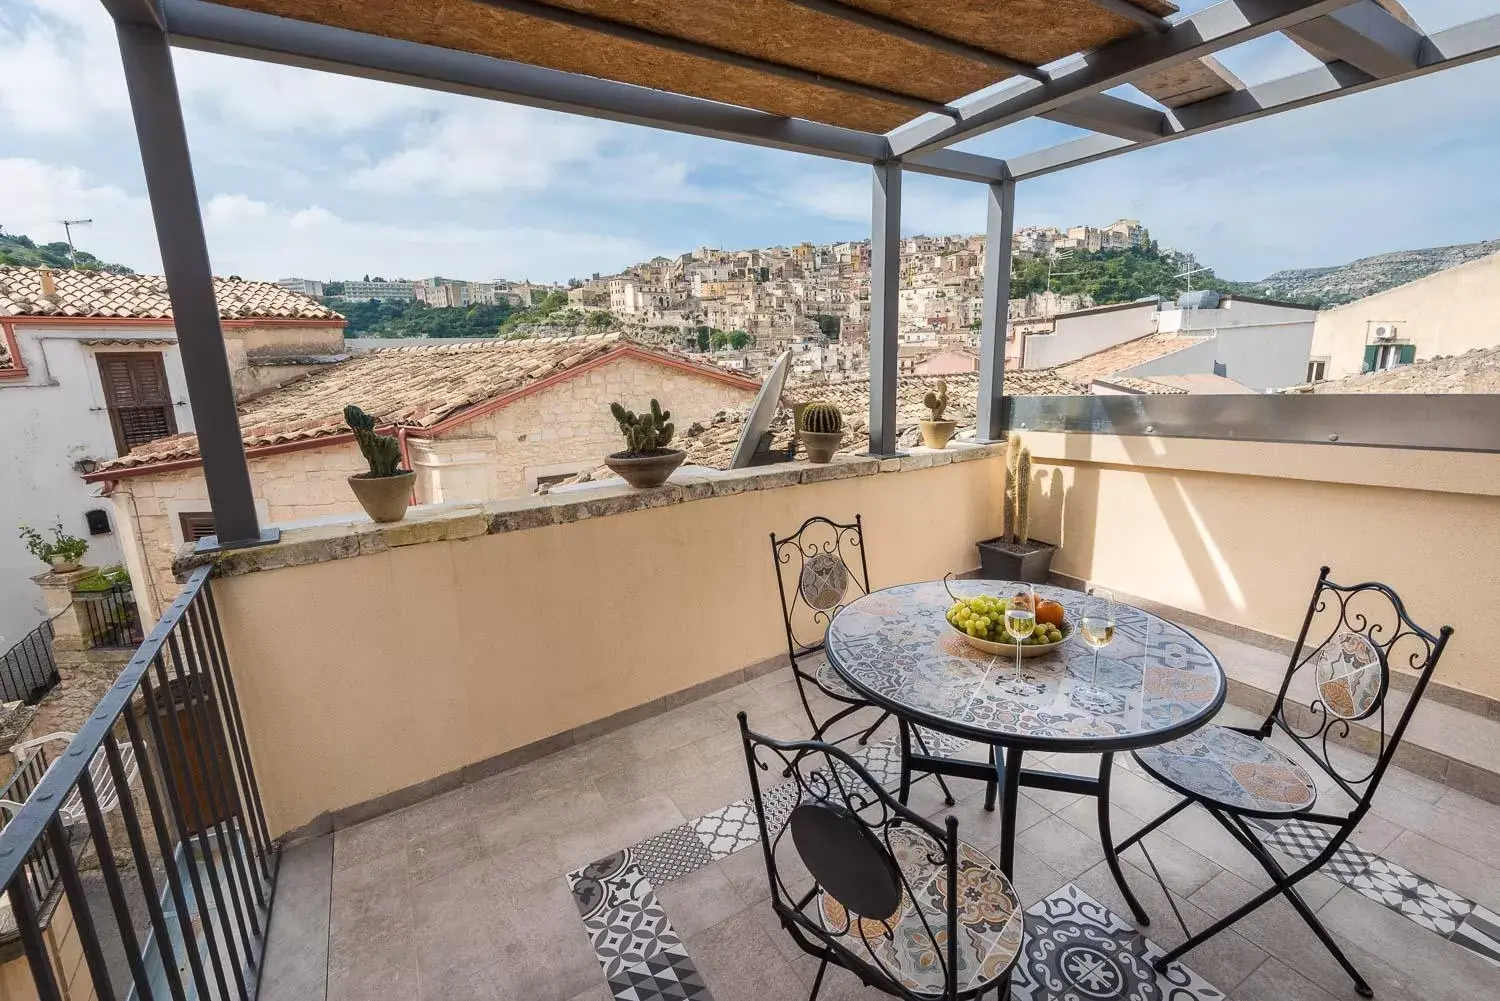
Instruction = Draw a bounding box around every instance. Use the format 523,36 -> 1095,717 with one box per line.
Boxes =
97,334 -> 751,473
1097,375 -> 1189,394
0,266 -> 341,321
1056,333 -> 1209,385
1303,346 -> 1500,394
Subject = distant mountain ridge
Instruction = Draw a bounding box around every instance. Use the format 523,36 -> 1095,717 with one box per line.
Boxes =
1249,240 -> 1500,307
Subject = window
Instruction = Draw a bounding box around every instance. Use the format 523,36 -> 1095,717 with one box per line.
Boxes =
1363,343 -> 1415,373
97,353 -> 177,454
178,512 -> 217,543
1307,360 -> 1327,383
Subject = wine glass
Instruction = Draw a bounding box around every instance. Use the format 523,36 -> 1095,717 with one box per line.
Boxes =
1072,588 -> 1118,712
997,584 -> 1036,696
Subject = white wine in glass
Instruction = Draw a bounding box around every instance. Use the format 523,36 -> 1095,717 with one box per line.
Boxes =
1071,588 -> 1117,712
998,585 -> 1036,696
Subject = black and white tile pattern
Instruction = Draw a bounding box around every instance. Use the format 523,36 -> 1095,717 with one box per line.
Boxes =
1259,818 -> 1377,883
1450,905 -> 1500,967
1348,857 -> 1475,935
608,946 -> 715,1001
569,856 -> 685,978
632,825 -> 718,885
1012,884 -> 1225,1001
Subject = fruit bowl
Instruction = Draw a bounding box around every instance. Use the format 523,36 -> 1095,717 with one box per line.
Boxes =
950,618 -> 1075,658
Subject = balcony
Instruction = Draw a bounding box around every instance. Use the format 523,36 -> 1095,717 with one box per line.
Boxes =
5,434 -> 1499,1001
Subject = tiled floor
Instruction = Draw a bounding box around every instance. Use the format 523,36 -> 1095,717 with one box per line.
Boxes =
263,660 -> 1500,1001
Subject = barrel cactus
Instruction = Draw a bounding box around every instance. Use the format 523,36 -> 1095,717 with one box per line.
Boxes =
610,399 -> 675,455
800,401 -> 844,434
344,404 -> 404,476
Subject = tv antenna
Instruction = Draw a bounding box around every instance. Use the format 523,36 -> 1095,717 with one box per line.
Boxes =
59,219 -> 94,268
1047,248 -> 1080,292
1175,265 -> 1209,293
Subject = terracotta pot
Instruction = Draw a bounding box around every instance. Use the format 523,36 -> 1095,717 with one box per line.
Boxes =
919,419 -> 957,449
800,431 -> 844,463
604,449 -> 686,489
347,470 -> 416,522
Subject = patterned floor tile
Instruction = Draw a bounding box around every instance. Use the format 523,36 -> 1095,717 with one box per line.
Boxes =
692,801 -> 761,859
1258,818 -> 1376,883
607,946 -> 716,1001
1348,857 -> 1475,935
1449,905 -> 1500,967
568,857 -> 683,977
631,825 -> 717,886
1012,884 -> 1224,1001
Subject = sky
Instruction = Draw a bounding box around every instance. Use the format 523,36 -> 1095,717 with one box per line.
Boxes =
1,0 -> 1498,285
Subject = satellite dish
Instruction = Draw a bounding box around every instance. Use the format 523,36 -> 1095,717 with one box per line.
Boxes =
729,350 -> 791,469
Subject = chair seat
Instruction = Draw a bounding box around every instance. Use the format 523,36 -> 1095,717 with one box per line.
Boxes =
815,825 -> 1023,996
812,657 -> 862,702
1133,725 -> 1317,816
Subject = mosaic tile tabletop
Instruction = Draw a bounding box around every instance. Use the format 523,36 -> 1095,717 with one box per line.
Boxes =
825,581 -> 1226,752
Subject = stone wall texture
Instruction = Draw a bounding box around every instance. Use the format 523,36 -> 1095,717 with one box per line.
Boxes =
114,353 -> 757,615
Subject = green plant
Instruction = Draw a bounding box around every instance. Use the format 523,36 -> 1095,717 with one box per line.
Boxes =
800,401 -> 843,434
1013,448 -> 1032,546
343,404 -> 406,477
18,522 -> 89,565
610,399 -> 676,455
923,379 -> 950,422
1004,433 -> 1021,540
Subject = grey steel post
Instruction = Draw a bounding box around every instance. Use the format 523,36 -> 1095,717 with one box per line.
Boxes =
867,161 -> 902,456
976,179 -> 1015,442
114,20 -> 272,549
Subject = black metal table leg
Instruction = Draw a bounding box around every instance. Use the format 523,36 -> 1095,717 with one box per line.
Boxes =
898,718 -> 913,805
1098,752 -> 1151,925
997,746 -> 1024,879
984,744 -> 998,812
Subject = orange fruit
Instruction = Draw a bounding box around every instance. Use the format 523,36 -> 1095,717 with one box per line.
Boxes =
1035,599 -> 1065,627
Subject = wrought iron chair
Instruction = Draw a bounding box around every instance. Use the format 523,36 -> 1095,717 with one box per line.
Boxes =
770,515 -> 953,804
738,712 -> 1023,1001
1112,567 -> 1452,998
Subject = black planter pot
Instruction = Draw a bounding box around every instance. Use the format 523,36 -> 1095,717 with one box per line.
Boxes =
976,537 -> 1057,583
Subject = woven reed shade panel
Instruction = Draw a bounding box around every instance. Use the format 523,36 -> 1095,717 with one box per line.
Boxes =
210,0 -> 1176,131
1134,55 -> 1244,108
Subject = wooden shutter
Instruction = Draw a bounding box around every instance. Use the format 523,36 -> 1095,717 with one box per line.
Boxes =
1362,345 -> 1379,374
97,353 -> 178,454
1397,344 -> 1416,365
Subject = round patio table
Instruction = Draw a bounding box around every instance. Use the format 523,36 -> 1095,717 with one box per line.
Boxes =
825,579 -> 1225,922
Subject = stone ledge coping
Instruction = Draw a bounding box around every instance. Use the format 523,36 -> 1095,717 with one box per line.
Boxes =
173,441 -> 1005,583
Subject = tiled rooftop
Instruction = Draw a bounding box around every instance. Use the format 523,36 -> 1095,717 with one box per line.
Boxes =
257,626 -> 1500,1001
1056,333 -> 1210,386
1301,346 -> 1500,394
0,265 -> 342,321
96,334 -> 754,471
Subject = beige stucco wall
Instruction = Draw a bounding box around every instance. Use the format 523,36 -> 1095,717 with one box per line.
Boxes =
430,353 -> 758,497
0,893 -> 94,1001
212,456 -> 1005,837
223,322 -> 346,401
1023,432 -> 1498,698
1310,252 -> 1500,379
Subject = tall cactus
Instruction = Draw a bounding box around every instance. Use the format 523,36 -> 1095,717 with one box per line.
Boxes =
610,399 -> 675,454
344,404 -> 404,476
1013,448 -> 1032,546
1004,432 -> 1021,541
923,379 -> 949,422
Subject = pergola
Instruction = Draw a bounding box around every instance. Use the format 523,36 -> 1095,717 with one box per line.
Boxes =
97,0 -> 1500,550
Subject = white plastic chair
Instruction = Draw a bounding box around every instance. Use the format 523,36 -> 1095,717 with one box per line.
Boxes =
2,732 -> 140,827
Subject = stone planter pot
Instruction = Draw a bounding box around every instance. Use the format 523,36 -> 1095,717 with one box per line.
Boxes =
800,431 -> 844,463
605,449 -> 685,489
348,470 -> 416,523
919,419 -> 957,449
976,537 -> 1057,584
47,558 -> 82,573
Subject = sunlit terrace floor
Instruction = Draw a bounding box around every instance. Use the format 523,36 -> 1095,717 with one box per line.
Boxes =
259,628 -> 1500,1001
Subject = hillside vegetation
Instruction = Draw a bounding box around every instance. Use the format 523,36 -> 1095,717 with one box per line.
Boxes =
1010,247 -> 1265,305
0,230 -> 135,274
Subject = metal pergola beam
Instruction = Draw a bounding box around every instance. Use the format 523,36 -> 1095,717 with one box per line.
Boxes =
867,162 -> 902,457
1282,0 -> 1427,77
474,0 -> 958,118
157,0 -> 1013,184
888,0 -> 1361,157
780,0 -> 1047,80
1009,13 -> 1500,180
976,180 -> 1015,443
1042,93 -> 1171,141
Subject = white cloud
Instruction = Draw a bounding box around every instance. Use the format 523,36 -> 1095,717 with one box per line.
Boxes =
0,158 -> 157,269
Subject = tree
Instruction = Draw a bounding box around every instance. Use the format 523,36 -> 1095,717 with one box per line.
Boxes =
728,330 -> 752,350
810,314 -> 840,339
695,326 -> 711,352
324,281 -> 346,296
710,330 -> 731,350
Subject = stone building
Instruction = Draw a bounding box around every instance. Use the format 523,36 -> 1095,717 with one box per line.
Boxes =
85,334 -> 759,617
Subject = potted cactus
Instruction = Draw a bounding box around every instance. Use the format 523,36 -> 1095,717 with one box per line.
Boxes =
606,399 -> 685,488
344,404 -> 415,522
799,401 -> 844,463
920,379 -> 957,449
976,433 -> 1057,583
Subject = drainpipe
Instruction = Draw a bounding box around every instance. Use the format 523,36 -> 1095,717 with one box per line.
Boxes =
396,427 -> 416,504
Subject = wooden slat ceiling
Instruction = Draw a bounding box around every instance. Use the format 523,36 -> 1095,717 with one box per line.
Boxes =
207,0 -> 1180,132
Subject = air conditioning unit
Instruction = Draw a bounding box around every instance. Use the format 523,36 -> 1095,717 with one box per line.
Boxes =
1373,323 -> 1398,340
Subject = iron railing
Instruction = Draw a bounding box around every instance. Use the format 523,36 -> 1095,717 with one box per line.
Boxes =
0,564 -> 277,1001
0,621 -> 59,705
0,747 -> 64,941
78,583 -> 145,650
